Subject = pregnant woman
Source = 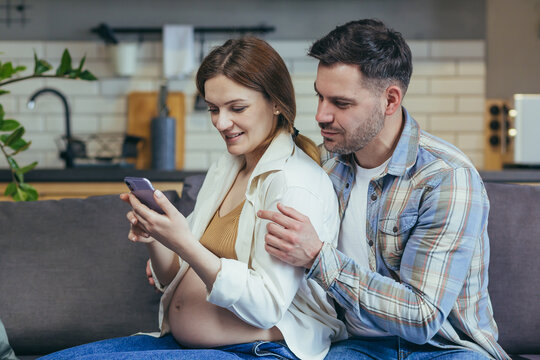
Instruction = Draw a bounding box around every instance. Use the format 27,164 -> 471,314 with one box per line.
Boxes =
39,37 -> 346,360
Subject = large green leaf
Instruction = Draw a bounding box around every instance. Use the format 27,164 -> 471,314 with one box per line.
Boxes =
0,61 -> 27,80
0,62 -> 13,80
79,70 -> 97,81
70,55 -> 87,78
77,55 -> 86,73
0,119 -> 20,132
19,161 -> 38,174
4,127 -> 25,146
14,187 -> 27,201
56,49 -> 72,76
11,140 -> 31,155
19,182 -> 39,201
34,51 -> 52,75
8,137 -> 27,151
14,65 -> 26,73
4,181 -> 16,196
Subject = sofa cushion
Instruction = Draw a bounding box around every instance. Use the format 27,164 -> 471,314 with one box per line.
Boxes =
0,190 -> 182,356
485,182 -> 540,355
176,174 -> 205,217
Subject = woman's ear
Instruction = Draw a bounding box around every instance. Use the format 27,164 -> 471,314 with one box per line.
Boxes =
384,85 -> 403,116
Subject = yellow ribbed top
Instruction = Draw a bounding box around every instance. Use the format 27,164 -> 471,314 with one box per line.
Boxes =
199,200 -> 245,260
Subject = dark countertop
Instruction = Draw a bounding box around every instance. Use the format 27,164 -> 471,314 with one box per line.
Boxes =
1,168 -> 539,183
0,168 -> 206,182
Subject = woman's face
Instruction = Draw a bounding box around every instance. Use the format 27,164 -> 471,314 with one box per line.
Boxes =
204,75 -> 277,160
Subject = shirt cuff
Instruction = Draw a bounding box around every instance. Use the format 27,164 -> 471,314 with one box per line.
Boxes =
149,260 -> 168,293
306,241 -> 341,291
207,258 -> 248,307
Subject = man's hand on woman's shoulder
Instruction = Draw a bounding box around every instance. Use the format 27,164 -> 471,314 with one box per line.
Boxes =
258,202 -> 324,269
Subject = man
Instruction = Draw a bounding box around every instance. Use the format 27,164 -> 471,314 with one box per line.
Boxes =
257,19 -> 509,359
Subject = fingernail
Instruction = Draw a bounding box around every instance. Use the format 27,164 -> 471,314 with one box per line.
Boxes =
257,211 -> 261,216
131,219 -> 136,224
155,190 -> 163,198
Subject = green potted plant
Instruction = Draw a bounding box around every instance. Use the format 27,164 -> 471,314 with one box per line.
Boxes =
0,49 -> 96,201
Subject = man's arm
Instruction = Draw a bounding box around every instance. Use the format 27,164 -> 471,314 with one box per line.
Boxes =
259,167 -> 488,344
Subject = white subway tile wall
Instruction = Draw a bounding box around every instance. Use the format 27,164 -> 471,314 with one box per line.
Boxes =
0,39 -> 486,170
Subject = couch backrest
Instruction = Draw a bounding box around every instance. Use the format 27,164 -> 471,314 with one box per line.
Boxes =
1,177 -> 536,355
484,182 -> 540,355
0,189 -> 188,356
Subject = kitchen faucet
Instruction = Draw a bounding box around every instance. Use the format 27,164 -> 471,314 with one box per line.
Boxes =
27,87 -> 77,168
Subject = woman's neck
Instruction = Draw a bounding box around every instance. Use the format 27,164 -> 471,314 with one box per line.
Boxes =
240,155 -> 257,179
241,145 -> 267,176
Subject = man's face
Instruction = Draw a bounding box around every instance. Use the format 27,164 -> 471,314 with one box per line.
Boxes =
314,63 -> 385,155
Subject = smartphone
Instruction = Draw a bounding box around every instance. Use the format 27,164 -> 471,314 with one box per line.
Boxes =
124,177 -> 164,214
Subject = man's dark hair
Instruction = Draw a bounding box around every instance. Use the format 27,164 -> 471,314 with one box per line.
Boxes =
309,19 -> 413,94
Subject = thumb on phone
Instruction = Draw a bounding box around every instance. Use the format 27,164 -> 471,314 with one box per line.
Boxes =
153,190 -> 175,216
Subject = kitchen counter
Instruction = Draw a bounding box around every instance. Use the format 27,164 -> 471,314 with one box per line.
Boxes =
0,168 -> 206,200
0,168 -> 206,183
1,168 -> 539,183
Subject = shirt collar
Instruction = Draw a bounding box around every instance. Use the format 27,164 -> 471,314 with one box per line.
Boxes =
250,130 -> 295,180
385,107 -> 420,177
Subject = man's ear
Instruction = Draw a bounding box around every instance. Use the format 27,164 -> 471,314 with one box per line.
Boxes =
384,85 -> 402,116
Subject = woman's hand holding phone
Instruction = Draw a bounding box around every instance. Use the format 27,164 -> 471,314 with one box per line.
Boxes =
120,192 -> 155,244
122,177 -> 195,254
123,178 -> 221,291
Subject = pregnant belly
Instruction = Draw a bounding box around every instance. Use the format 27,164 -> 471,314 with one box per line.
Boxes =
168,267 -> 283,348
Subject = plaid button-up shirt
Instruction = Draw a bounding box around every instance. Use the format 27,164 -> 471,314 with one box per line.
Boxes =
308,108 -> 509,359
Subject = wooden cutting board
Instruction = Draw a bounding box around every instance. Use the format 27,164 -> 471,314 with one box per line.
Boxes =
127,91 -> 185,169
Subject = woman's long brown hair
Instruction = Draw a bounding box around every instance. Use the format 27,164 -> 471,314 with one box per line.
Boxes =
195,36 -> 320,164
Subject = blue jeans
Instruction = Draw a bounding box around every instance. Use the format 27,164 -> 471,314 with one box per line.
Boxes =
37,334 -> 298,360
324,337 -> 489,360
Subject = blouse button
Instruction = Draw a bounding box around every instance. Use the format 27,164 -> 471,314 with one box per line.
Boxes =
368,240 -> 374,247
393,226 -> 398,233
371,193 -> 377,201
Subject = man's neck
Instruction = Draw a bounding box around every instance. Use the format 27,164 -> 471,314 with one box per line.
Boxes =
354,108 -> 405,169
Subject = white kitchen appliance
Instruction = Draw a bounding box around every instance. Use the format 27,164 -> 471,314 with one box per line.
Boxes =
513,94 -> 540,165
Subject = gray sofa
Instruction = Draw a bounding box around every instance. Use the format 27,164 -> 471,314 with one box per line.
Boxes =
0,178 -> 538,359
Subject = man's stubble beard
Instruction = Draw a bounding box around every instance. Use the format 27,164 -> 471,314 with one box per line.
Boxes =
323,104 -> 385,155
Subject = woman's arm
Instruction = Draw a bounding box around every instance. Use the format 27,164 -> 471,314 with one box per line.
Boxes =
126,191 -> 223,292
145,241 -> 179,287
208,175 -> 337,329
121,192 -> 180,287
